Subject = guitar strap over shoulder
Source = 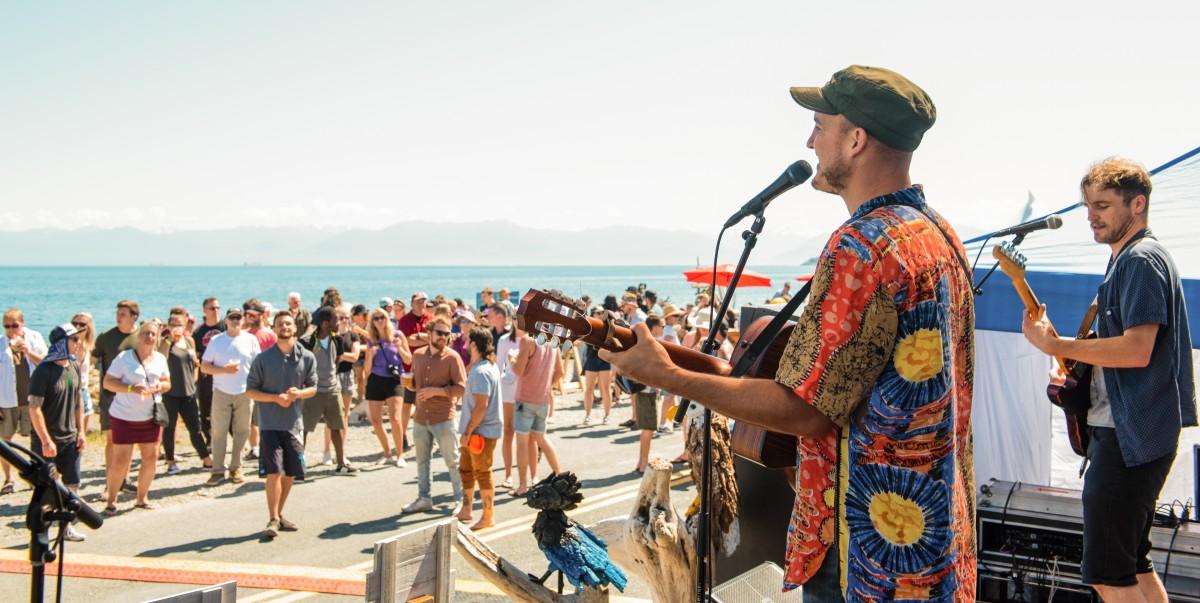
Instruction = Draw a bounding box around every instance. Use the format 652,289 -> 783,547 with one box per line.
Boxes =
729,203 -> 971,379
1077,299 -> 1099,339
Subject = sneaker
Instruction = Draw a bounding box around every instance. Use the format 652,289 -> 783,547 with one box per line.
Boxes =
657,423 -> 674,434
581,416 -> 591,426
263,519 -> 279,538
205,473 -> 225,486
245,448 -> 259,461
230,469 -> 245,484
321,451 -> 334,466
402,497 -> 433,514
63,525 -> 87,542
546,415 -> 556,425
278,517 -> 298,532
602,416 -> 610,425
334,463 -> 358,475
394,456 -> 407,468
166,463 -> 180,475
620,419 -> 636,428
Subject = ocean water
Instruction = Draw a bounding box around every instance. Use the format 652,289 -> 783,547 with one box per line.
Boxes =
0,265 -> 811,336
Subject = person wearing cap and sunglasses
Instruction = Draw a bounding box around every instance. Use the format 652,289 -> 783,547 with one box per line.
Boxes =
601,66 -> 975,601
200,307 -> 261,486
27,323 -> 88,540
1,308 -> 48,495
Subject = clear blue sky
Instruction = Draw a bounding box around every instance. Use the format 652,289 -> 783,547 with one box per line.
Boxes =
2,1 -> 1197,242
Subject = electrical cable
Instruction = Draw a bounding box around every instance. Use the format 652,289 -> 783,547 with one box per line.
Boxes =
1162,520 -> 1182,593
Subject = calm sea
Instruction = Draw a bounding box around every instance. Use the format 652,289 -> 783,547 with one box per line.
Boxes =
0,265 -> 811,336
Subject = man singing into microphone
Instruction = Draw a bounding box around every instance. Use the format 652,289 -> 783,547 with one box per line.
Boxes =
1022,158 -> 1194,603
602,65 -> 976,602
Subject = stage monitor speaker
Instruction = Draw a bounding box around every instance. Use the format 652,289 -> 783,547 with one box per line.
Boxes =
714,456 -> 793,584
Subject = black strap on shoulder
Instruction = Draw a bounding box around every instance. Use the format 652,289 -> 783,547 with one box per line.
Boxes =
728,204 -> 970,379
728,279 -> 811,378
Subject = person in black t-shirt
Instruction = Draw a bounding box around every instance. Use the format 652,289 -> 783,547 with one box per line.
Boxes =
163,314 -> 211,474
28,323 -> 87,540
192,297 -> 225,450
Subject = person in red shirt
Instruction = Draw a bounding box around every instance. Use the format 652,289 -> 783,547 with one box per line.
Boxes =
395,292 -> 430,450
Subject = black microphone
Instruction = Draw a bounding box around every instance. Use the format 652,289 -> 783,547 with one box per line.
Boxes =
0,439 -> 104,530
723,160 -> 813,228
990,214 -> 1063,238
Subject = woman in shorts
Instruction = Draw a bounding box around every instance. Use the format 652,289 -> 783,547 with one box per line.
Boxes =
363,309 -> 411,466
101,321 -> 170,515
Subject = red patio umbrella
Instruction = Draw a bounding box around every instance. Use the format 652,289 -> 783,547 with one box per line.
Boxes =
683,264 -> 773,288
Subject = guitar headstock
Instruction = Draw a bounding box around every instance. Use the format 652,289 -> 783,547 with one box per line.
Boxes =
516,289 -> 591,352
992,241 -> 1028,281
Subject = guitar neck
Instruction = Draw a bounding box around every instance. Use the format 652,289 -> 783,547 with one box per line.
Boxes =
1009,277 -> 1069,373
582,317 -> 731,376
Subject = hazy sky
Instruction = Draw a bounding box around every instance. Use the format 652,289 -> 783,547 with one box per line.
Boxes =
2,1 -> 1198,242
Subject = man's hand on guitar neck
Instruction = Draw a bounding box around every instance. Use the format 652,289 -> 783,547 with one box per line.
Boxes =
1021,304 -> 1058,354
598,322 -> 701,389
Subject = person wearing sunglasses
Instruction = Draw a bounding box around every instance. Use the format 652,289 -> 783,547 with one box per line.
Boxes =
101,321 -> 171,515
27,323 -> 87,540
192,297 -> 225,453
68,313 -> 96,436
363,308 -> 412,465
402,316 -> 466,515
199,307 -> 261,486
1,308 -> 48,495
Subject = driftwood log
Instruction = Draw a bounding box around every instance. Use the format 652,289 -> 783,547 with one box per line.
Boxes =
685,411 -> 741,558
451,520 -> 610,603
588,458 -> 697,603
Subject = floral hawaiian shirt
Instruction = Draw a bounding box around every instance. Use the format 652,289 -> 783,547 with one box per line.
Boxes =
774,186 -> 976,602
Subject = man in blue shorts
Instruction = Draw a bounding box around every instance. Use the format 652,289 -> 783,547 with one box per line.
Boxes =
246,313 -> 317,539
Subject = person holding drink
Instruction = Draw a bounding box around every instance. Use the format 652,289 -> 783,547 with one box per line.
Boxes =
101,321 -> 170,515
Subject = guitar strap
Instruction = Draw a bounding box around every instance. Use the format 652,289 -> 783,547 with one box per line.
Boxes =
729,203 -> 971,378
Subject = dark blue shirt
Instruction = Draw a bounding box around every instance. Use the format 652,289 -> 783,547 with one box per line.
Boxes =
1097,229 -> 1197,466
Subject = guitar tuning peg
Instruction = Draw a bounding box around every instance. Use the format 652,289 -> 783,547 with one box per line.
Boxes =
549,336 -> 560,348
536,333 -> 547,346
560,339 -> 573,353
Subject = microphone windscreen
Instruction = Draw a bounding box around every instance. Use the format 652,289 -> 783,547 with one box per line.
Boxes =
787,160 -> 814,184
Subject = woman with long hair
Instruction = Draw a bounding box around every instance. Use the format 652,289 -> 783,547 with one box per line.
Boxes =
494,316 -> 522,490
70,312 -> 97,434
363,308 -> 412,466
101,321 -> 170,514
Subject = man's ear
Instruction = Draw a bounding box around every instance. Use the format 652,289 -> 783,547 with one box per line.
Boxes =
847,127 -> 869,158
1132,194 -> 1148,216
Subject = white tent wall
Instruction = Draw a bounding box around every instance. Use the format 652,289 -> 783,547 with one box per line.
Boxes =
973,331 -> 1054,486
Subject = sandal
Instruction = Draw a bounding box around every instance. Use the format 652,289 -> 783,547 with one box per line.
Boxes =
103,505 -> 118,517
497,478 -> 513,491
134,501 -> 159,510
511,487 -> 529,497
0,481 -> 14,495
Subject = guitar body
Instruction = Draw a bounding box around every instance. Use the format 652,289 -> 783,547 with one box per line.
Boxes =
1046,332 -> 1097,456
727,317 -> 800,468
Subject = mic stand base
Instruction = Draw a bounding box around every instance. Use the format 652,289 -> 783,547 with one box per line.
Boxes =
24,455 -> 76,603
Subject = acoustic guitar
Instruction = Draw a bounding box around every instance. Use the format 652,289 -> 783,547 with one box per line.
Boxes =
516,289 -> 799,468
992,242 -> 1092,456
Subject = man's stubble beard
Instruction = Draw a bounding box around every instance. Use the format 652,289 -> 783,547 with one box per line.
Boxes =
812,154 -> 851,195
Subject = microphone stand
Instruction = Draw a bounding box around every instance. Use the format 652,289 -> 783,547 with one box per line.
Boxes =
0,439 -> 84,603
693,211 -> 766,602
971,232 -> 1028,296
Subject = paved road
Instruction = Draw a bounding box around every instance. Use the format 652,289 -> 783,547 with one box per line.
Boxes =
0,388 -> 697,602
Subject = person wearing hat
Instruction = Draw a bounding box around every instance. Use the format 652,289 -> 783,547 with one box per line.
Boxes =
601,66 -> 975,601
200,306 -> 262,486
27,323 -> 87,540
379,297 -> 394,314
619,293 -> 646,327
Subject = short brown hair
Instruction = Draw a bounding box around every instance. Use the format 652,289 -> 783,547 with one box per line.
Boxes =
117,300 -> 141,317
1081,157 -> 1152,209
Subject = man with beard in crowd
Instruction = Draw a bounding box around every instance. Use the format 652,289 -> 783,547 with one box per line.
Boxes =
403,316 -> 466,514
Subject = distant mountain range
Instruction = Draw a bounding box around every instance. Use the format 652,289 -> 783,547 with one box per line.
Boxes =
0,221 -> 833,266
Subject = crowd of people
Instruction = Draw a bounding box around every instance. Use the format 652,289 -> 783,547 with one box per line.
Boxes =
0,284 -> 736,541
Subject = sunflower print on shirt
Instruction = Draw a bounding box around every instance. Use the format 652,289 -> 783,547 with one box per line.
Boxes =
775,186 -> 975,602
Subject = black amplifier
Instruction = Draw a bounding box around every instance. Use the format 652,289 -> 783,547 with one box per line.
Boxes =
977,479 -> 1200,602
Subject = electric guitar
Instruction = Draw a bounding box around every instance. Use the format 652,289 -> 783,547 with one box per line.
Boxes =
516,289 -> 799,468
992,242 -> 1092,456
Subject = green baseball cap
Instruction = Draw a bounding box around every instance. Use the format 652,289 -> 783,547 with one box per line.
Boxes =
790,65 -> 936,152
